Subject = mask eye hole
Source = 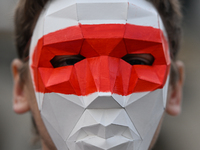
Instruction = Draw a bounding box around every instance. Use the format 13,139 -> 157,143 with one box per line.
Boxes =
122,54 -> 154,66
50,55 -> 85,68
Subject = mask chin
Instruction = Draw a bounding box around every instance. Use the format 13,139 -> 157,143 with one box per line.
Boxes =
40,74 -> 169,150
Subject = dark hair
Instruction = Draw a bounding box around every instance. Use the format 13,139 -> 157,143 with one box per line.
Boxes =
14,0 -> 48,61
150,0 -> 182,60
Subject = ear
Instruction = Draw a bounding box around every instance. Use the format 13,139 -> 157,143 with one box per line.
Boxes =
11,59 -> 30,114
166,60 -> 185,116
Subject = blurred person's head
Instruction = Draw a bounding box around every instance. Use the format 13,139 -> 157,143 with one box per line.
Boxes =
12,0 -> 184,150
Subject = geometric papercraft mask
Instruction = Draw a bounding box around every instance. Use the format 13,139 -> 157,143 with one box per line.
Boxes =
29,0 -> 171,150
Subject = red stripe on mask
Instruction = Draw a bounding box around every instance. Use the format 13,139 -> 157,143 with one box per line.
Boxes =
31,24 -> 170,96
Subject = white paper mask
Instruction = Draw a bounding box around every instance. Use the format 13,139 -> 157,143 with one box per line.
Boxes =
29,0 -> 170,150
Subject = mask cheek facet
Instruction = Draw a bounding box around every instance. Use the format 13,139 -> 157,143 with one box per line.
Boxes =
41,93 -> 85,142
125,75 -> 169,150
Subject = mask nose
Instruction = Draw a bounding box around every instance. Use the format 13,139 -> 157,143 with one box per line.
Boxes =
91,56 -> 120,93
74,56 -> 127,109
86,92 -> 122,109
75,56 -> 124,95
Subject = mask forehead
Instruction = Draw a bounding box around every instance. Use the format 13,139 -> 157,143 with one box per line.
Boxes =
30,0 -> 167,53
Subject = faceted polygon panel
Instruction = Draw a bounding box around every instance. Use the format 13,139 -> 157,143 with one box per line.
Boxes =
31,35 -> 44,69
162,75 -> 170,108
112,59 -> 131,96
112,94 -> 130,107
76,136 -> 132,150
80,24 -> 125,38
45,67 -> 77,94
81,92 -> 99,108
67,109 -> 141,150
41,95 -> 62,138
109,39 -> 127,58
137,110 -> 163,150
135,66 -> 161,84
43,26 -> 83,46
42,115 -> 69,150
38,48 -> 55,67
82,39 -> 123,55
36,92 -> 44,111
128,0 -> 157,13
124,92 -> 149,106
57,93 -> 84,107
74,59 -> 97,95
29,10 -> 45,59
127,0 -> 159,28
98,57 -> 119,93
86,96 -> 121,109
32,66 -> 47,94
80,40 -> 100,58
125,89 -> 164,138
46,67 -> 73,87
77,2 -> 128,24
124,24 -> 161,43
41,93 -> 84,140
44,1 -> 78,35
45,0 -> 77,16
124,39 -> 160,53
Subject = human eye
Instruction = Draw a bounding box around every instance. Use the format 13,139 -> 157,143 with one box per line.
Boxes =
122,54 -> 154,66
50,55 -> 85,68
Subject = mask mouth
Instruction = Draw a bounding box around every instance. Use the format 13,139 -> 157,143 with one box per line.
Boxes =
67,109 -> 142,150
69,135 -> 141,150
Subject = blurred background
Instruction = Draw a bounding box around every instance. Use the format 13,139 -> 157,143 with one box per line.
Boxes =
0,0 -> 199,150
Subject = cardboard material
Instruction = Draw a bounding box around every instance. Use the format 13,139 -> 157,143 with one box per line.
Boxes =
35,92 -> 44,111
41,93 -> 85,140
125,89 -> 164,138
42,115 -> 69,150
162,75 -> 170,108
29,0 -> 171,149
127,5 -> 158,29
44,1 -> 78,35
77,2 -> 128,23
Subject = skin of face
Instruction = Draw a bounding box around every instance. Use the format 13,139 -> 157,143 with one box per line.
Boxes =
11,0 -> 185,150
